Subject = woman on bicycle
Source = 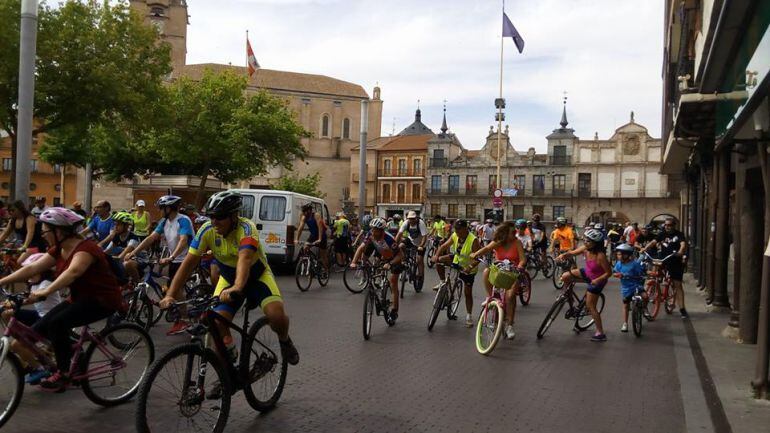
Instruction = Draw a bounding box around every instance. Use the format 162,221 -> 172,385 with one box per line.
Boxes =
0,200 -> 47,264
514,219 -> 532,252
471,222 -> 526,339
613,243 -> 646,333
557,229 -> 612,342
0,207 -> 123,391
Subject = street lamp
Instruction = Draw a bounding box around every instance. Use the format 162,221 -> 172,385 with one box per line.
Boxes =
14,0 -> 38,205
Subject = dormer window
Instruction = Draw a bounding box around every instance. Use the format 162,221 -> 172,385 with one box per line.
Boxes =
151,6 -> 165,17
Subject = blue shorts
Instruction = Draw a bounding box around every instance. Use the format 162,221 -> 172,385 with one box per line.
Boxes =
579,268 -> 605,294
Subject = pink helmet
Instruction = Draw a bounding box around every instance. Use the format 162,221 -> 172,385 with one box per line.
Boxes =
21,252 -> 46,267
39,207 -> 85,227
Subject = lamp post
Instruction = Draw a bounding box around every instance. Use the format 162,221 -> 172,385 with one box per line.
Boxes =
14,0 -> 38,206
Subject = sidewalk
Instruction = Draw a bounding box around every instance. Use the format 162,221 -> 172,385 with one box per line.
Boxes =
682,275 -> 770,433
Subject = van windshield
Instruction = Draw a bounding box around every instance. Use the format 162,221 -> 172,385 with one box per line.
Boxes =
260,196 -> 286,221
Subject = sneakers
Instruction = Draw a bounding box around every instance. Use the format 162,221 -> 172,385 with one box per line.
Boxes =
504,325 -> 516,340
279,338 -> 300,366
465,314 -> 474,328
590,333 -> 607,342
389,310 -> 399,323
39,371 -> 68,393
25,368 -> 51,385
166,320 -> 190,336
620,323 -> 628,333
680,308 -> 689,319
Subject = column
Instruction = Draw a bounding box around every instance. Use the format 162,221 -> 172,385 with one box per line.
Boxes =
712,148 -> 731,307
738,162 -> 762,342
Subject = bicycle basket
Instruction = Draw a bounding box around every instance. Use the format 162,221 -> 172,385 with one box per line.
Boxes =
489,263 -> 518,288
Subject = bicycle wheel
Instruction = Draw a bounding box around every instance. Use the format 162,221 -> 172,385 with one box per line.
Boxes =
518,273 -> 532,306
363,290 -> 375,340
537,296 -> 567,339
475,300 -> 504,355
645,280 -> 661,320
81,323 -> 155,406
665,284 -> 677,314
552,266 -> 565,290
426,246 -> 435,268
427,285 -> 447,331
447,278 -> 462,319
632,302 -> 643,337
575,293 -> 605,331
317,263 -> 330,287
136,343 -> 230,433
527,261 -> 540,280
241,317 -> 288,412
543,256 -> 556,279
294,258 -> 313,292
142,283 -> 165,325
399,270 -> 407,299
342,266 -> 364,294
0,349 -> 23,429
381,280 -> 396,326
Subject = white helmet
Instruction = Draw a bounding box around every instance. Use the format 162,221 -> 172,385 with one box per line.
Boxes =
369,217 -> 387,229
39,207 -> 85,227
135,200 -> 146,207
583,229 -> 604,243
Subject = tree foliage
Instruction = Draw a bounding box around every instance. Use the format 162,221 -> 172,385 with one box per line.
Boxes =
273,171 -> 326,199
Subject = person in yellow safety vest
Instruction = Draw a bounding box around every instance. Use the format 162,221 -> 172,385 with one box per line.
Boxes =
131,200 -> 152,241
431,219 -> 481,327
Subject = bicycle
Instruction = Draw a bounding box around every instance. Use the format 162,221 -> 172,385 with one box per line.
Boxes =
135,294 -> 288,433
628,282 -> 648,337
640,252 -> 678,320
0,293 -> 154,429
551,253 -> 576,290
427,263 -> 463,331
526,249 -> 555,280
360,260 -> 396,340
294,242 -> 329,292
399,245 -> 424,298
474,258 -> 521,355
425,236 -> 442,269
536,278 -> 606,339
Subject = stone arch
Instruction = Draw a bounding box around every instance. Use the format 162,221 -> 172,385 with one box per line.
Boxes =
582,210 -> 631,228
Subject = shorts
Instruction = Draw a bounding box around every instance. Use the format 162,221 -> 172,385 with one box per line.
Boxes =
13,309 -> 41,327
579,268 -> 606,294
309,235 -> 328,249
333,237 -> 350,254
663,255 -> 684,281
459,272 -> 476,286
212,262 -> 283,315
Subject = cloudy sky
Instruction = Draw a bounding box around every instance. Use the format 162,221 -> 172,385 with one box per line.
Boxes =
186,0 -> 664,151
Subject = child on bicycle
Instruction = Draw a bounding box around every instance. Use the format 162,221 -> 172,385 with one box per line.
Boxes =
471,221 -> 526,339
1,253 -> 61,384
557,229 -> 612,342
612,243 -> 646,333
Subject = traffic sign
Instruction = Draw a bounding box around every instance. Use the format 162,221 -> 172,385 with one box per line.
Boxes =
493,188 -> 503,198
493,197 -> 503,208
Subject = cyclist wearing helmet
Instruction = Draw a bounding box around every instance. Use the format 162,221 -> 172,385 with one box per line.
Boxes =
350,216 -> 403,323
531,213 -> 548,261
127,195 -> 195,335
641,217 -> 688,318
432,220 -> 481,325
557,228 -> 612,342
353,213 -> 373,247
550,217 -> 575,254
395,210 -> 428,290
79,200 -> 115,244
31,196 -> 48,219
480,219 -> 496,246
388,214 -> 402,236
613,243 -> 646,333
102,212 -> 140,257
0,208 -> 123,391
161,191 -> 299,374
295,203 -> 329,273
429,214 -> 447,243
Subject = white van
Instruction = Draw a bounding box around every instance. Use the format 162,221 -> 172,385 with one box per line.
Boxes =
230,189 -> 331,265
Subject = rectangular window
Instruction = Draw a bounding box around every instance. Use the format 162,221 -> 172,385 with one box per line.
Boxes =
239,195 -> 256,219
431,202 -> 441,217
382,184 -> 391,202
412,184 -> 421,202
259,196 -> 286,221
398,159 -> 407,176
465,204 -> 476,219
466,175 -> 477,194
30,160 -> 37,172
53,163 -> 62,174
512,205 -> 524,219
514,175 -> 525,192
397,184 -> 406,202
431,175 -> 441,193
578,173 -> 591,197
532,205 -> 544,218
53,197 -> 61,207
447,204 -> 458,218
488,175 -> 498,194
553,206 -> 565,219
383,159 -> 392,176
553,174 -> 566,195
2,158 -> 11,171
413,159 -> 422,176
533,175 -> 545,195
551,145 -> 569,165
448,175 -> 459,193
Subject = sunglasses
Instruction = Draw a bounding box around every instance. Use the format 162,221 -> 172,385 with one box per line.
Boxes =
209,214 -> 230,221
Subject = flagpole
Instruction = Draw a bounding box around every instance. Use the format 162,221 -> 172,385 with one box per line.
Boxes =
496,0 -> 504,190
246,29 -> 249,70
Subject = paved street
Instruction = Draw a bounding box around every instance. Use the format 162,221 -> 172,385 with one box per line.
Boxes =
6,268 -> 700,433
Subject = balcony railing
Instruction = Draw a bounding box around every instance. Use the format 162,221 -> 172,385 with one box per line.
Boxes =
377,195 -> 423,204
425,188 -> 673,199
549,155 -> 571,165
378,168 -> 424,177
429,158 -> 448,168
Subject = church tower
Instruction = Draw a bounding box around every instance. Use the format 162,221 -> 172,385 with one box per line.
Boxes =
129,0 -> 189,72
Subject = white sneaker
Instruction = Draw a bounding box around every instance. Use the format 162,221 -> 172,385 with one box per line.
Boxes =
621,323 -> 628,333
465,314 -> 474,327
504,325 -> 516,340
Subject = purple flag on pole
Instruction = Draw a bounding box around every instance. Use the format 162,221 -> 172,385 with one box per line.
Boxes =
502,12 -> 525,53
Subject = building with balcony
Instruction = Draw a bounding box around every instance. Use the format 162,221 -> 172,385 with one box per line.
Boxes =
661,0 -> 770,398
426,104 -> 679,226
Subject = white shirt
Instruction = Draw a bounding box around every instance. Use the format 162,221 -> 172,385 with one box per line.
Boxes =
154,214 -> 195,264
517,234 -> 533,250
30,280 -> 61,317
482,224 -> 495,241
31,205 -> 48,218
623,225 -> 634,240
397,219 -> 428,242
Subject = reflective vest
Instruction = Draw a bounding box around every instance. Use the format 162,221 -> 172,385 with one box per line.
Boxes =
452,232 -> 477,274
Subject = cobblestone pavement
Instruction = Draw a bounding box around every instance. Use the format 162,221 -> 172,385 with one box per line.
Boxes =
4,269 -> 694,433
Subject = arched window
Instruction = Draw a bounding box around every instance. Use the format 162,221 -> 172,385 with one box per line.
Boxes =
342,118 -> 351,139
321,114 -> 330,138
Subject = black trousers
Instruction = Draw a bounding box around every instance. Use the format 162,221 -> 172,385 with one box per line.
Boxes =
32,300 -> 114,371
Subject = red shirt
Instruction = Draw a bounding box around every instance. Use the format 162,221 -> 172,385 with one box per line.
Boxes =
48,240 -> 122,311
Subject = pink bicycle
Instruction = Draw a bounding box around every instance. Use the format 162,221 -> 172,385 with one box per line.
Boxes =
0,292 -> 155,429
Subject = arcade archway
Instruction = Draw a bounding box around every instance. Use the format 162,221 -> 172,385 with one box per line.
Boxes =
584,210 -> 630,228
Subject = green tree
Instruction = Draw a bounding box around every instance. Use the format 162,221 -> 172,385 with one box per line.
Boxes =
273,171 -> 326,198
0,0 -> 171,196
152,70 -> 308,206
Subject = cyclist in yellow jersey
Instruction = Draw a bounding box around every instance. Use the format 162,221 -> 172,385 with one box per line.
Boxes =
131,200 -> 152,240
160,191 -> 299,369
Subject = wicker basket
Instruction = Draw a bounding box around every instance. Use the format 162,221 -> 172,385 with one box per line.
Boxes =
489,263 -> 518,288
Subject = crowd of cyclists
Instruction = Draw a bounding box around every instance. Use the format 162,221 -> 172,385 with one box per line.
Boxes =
0,191 -> 690,431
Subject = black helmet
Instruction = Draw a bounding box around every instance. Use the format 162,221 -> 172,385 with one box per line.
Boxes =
205,191 -> 243,217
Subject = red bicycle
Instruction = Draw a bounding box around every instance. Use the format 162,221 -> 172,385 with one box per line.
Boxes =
640,252 -> 678,320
